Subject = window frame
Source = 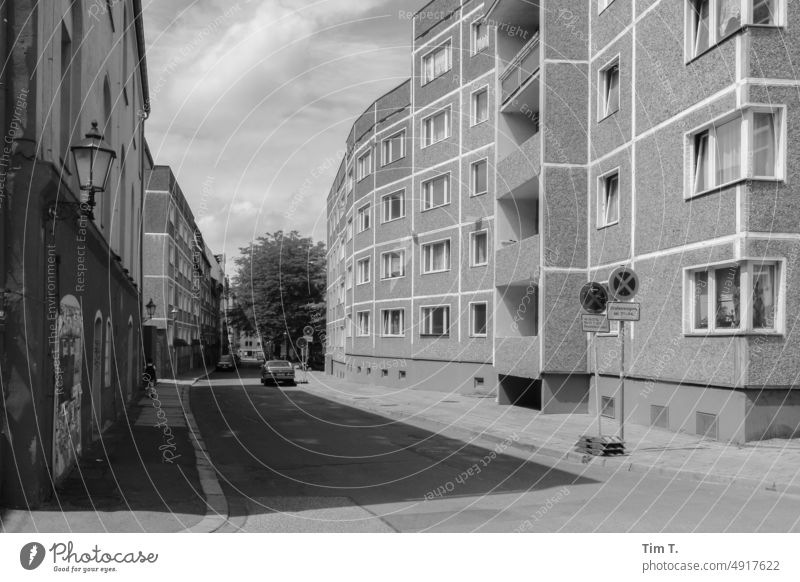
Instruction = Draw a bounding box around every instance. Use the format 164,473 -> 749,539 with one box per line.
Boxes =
472,19 -> 490,55
684,258 -> 785,336
380,248 -> 406,280
356,203 -> 371,233
421,172 -> 451,211
598,55 -> 620,121
421,238 -> 452,275
597,168 -> 620,228
380,308 -> 405,337
685,106 -> 786,199
469,301 -> 489,337
356,148 -> 373,182
419,304 -> 451,337
471,85 -> 490,126
381,129 -> 406,166
598,0 -> 616,13
471,157 -> 489,197
356,310 -> 371,337
469,229 -> 489,267
381,189 -> 406,223
421,39 -> 452,85
355,256 -> 371,285
421,106 -> 452,148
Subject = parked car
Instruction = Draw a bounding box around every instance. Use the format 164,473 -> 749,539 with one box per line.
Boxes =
216,354 -> 235,371
261,360 -> 296,386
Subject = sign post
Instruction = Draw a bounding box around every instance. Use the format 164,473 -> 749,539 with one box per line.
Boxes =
607,266 -> 640,442
579,282 -> 609,438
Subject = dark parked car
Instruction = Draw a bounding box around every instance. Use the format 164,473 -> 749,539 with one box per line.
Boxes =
261,360 -> 296,386
217,354 -> 235,371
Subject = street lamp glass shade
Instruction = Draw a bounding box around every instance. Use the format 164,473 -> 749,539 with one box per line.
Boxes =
71,121 -> 116,193
146,298 -> 156,319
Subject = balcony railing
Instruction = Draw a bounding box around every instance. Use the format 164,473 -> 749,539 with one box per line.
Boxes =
500,33 -> 540,105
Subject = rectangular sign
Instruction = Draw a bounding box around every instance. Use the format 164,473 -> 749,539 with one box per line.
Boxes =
582,314 -> 610,333
607,302 -> 640,321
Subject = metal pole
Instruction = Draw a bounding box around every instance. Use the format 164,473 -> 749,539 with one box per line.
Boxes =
619,321 -> 625,441
594,332 -> 602,437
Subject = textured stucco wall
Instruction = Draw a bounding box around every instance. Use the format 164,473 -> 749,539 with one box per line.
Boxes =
542,166 -> 587,269
591,0 -> 632,53
590,31 -> 632,158
495,236 -> 539,287
589,147 -> 632,266
541,271 -> 586,372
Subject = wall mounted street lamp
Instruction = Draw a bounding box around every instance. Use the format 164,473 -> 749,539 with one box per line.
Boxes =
144,298 -> 156,322
69,121 -> 116,219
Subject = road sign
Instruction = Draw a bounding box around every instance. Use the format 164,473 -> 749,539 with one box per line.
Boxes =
608,266 -> 639,301
303,335 -> 314,343
579,282 -> 609,314
296,337 -> 307,349
607,302 -> 640,321
582,314 -> 610,333
303,326 -> 315,337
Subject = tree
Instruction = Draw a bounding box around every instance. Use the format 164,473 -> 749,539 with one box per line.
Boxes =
231,230 -> 326,360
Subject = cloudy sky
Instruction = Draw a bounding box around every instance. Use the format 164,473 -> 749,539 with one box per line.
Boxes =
142,0 -> 421,262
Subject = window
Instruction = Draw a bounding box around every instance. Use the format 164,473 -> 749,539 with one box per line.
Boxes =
382,190 -> 405,222
357,204 -> 370,233
472,21 -> 489,54
347,169 -> 354,193
690,109 -> 782,196
753,0 -> 779,24
346,265 -> 353,290
470,302 -> 488,337
381,309 -> 405,337
598,0 -> 615,12
356,311 -> 370,336
471,159 -> 488,196
422,240 -> 451,274
356,257 -> 371,285
382,130 -> 406,166
422,40 -> 451,84
472,87 -> 489,125
422,108 -> 450,147
346,217 -> 353,241
599,59 -> 620,118
688,0 -> 782,59
346,313 -> 352,338
470,230 -> 488,266
688,261 -> 779,334
422,174 -> 450,210
421,306 -> 450,336
381,250 -> 405,279
598,171 -> 619,227
357,149 -> 372,181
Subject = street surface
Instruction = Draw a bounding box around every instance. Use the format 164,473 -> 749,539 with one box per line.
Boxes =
193,363 -> 800,532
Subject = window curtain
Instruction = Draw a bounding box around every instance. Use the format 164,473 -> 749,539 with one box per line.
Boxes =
715,266 -> 740,328
753,0 -> 775,24
718,0 -> 741,37
752,265 -> 775,328
714,118 -> 741,185
752,112 -> 776,177
695,271 -> 709,329
475,235 -> 487,264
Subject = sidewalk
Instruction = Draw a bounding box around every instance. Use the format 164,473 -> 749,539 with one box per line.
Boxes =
0,370 -> 217,533
303,373 -> 800,497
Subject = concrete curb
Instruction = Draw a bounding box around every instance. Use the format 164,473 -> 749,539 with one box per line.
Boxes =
176,379 -> 229,533
310,387 -> 800,499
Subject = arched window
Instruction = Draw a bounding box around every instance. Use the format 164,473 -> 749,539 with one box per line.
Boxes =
104,318 -> 112,388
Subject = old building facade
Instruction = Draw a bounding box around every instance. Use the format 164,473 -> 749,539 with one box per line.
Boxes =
327,0 -> 800,444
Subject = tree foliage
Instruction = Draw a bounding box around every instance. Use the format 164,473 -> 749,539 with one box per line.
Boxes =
230,230 -> 326,357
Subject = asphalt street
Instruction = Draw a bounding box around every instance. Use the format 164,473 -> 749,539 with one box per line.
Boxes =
192,363 -> 800,532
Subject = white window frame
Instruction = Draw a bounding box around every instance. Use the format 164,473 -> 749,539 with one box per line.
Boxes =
469,301 -> 488,337
381,129 -> 406,166
472,19 -> 489,55
685,106 -> 786,199
422,106 -> 451,148
347,169 -> 354,193
469,230 -> 489,267
357,203 -> 370,233
598,56 -> 620,120
421,39 -> 452,85
380,308 -> 405,337
356,148 -> 373,182
684,259 -> 785,336
421,238 -> 451,275
598,0 -> 615,13
381,249 -> 406,280
420,305 -> 450,337
421,173 -> 451,211
381,189 -> 406,223
685,0 -> 785,62
471,85 -> 490,126
356,256 -> 371,285
597,168 -> 620,228
356,310 -> 371,337
471,157 -> 489,197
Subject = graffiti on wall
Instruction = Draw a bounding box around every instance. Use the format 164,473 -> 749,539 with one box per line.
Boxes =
52,295 -> 83,483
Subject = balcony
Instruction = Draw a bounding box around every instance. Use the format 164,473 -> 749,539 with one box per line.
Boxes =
497,131 -> 540,191
495,234 -> 539,288
500,34 -> 540,106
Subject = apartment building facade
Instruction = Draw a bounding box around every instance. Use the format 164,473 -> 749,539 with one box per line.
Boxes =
0,0 -> 150,507
327,0 -> 800,444
143,166 -> 224,378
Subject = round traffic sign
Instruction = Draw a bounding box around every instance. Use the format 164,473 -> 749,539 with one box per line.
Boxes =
296,337 -> 307,349
579,282 -> 608,314
303,326 -> 315,337
609,266 -> 639,301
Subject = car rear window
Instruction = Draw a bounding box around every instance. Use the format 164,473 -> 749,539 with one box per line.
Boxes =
267,361 -> 292,368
